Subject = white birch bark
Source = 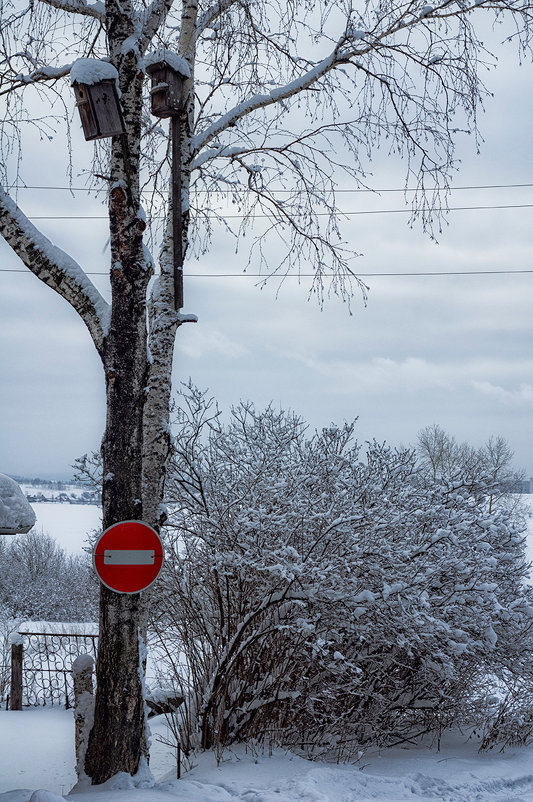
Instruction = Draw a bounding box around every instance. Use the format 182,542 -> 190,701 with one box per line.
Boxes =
142,0 -> 198,526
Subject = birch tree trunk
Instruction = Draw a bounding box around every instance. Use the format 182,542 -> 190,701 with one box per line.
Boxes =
84,0 -> 153,780
85,0 -> 198,781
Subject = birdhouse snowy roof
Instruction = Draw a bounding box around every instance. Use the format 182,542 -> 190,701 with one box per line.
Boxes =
70,58 -> 119,87
0,473 -> 36,534
144,49 -> 191,78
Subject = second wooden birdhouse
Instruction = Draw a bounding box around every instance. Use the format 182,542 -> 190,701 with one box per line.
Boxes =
145,54 -> 188,118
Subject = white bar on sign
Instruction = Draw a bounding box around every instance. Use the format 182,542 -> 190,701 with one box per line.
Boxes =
104,549 -> 155,565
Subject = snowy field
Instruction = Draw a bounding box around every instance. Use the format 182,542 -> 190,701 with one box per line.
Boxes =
30,503 -> 101,555
3,706 -> 533,801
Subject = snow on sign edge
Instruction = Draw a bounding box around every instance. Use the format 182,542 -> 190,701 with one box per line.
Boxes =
0,473 -> 36,533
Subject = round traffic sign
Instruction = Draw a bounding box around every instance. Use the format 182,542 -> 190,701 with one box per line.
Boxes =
93,520 -> 164,594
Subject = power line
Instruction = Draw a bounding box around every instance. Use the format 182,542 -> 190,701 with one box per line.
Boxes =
4,182 -> 533,194
2,268 -> 533,278
17,202 -> 533,220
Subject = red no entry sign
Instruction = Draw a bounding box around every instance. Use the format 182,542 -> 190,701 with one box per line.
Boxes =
93,520 -> 164,594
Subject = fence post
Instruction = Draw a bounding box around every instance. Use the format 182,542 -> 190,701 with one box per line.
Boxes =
10,636 -> 23,711
72,654 -> 95,779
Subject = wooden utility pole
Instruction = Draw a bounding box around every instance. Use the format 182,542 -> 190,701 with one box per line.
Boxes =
171,115 -> 183,310
145,59 -> 187,311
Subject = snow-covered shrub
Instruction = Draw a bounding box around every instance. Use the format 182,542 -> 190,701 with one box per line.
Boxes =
478,686 -> 533,750
0,532 -> 98,704
0,530 -> 98,622
154,385 -> 533,757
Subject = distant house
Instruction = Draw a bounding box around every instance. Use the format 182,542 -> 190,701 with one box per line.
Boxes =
0,473 -> 36,534
511,478 -> 533,495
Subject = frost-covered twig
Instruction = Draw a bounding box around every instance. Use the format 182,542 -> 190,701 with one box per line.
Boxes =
0,63 -> 72,96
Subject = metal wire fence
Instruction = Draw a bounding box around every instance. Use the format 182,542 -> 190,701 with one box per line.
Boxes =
3,625 -> 162,708
18,629 -> 99,707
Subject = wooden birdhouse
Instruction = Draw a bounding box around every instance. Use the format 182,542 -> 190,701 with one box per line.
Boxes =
145,60 -> 185,118
72,79 -> 125,141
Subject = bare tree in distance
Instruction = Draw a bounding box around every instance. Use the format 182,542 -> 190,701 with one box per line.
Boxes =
1,0 -> 533,784
417,424 -> 476,482
417,424 -> 525,511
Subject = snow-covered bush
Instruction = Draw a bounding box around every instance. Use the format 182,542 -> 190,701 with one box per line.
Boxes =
153,386 -> 533,758
0,531 -> 98,704
0,530 -> 98,623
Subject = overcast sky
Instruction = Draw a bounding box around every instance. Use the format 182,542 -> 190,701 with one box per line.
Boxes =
1,32 -> 533,480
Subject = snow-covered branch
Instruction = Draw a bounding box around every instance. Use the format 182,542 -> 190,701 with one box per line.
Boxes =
197,0 -> 238,36
191,14 -> 434,157
0,188 -> 110,355
37,0 -> 104,19
0,63 -> 72,97
139,0 -> 176,54
192,50 -> 340,155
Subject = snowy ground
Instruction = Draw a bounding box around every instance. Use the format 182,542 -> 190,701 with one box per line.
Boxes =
3,498 -> 533,800
2,707 -> 533,802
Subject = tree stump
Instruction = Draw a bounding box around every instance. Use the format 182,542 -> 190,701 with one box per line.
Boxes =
72,654 -> 95,778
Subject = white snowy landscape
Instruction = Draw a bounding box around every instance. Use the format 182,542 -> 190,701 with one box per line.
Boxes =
26,504 -> 101,556
2,497 -> 533,801
3,0 -> 533,795
4,703 -> 533,801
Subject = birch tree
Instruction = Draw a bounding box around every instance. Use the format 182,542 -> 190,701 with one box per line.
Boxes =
1,0 -> 532,784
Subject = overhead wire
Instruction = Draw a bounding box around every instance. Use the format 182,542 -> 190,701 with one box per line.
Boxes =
6,183 -> 533,195
1,181 -> 531,280
4,182 -> 533,193
3,183 -> 533,219
1,268 -> 533,278
7,202 -> 533,220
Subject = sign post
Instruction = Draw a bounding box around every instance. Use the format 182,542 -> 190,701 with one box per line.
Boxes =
93,520 -> 164,594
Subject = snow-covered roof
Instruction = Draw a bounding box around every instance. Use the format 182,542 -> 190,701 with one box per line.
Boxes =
144,49 -> 191,78
70,58 -> 119,86
0,473 -> 36,534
